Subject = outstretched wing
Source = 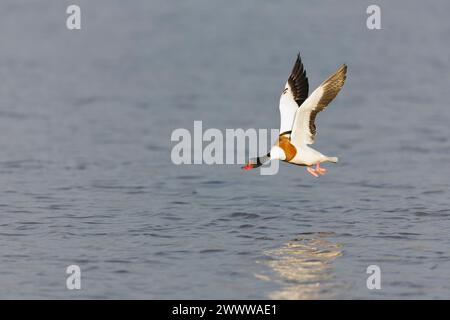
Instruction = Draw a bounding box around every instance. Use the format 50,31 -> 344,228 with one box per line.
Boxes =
291,64 -> 347,145
278,53 -> 309,135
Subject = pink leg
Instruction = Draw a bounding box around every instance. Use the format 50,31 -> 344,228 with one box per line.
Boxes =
315,162 -> 327,175
306,166 -> 319,177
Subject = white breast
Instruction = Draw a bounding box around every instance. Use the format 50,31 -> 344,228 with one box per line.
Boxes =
270,145 -> 286,161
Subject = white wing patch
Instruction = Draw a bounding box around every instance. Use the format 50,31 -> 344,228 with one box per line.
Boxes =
291,86 -> 324,145
278,82 -> 299,134
291,64 -> 347,145
277,54 -> 309,134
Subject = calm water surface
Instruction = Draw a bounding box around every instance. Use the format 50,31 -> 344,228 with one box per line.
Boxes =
1,0 -> 450,299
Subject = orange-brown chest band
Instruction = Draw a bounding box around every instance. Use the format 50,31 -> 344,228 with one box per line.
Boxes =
277,136 -> 297,161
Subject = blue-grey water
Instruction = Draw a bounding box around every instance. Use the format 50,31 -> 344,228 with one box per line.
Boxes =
1,0 -> 450,299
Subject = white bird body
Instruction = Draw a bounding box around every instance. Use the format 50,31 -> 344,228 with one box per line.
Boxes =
290,145 -> 335,166
270,142 -> 337,166
243,53 -> 347,177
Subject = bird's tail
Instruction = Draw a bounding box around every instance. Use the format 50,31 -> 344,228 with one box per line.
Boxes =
242,153 -> 271,170
326,156 -> 339,163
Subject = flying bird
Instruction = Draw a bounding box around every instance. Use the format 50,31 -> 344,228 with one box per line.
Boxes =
242,53 -> 347,177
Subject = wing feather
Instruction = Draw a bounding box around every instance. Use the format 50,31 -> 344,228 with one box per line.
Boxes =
278,53 -> 309,134
291,64 -> 347,145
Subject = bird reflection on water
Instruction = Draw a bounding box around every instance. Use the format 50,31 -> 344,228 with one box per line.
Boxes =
256,232 -> 343,299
